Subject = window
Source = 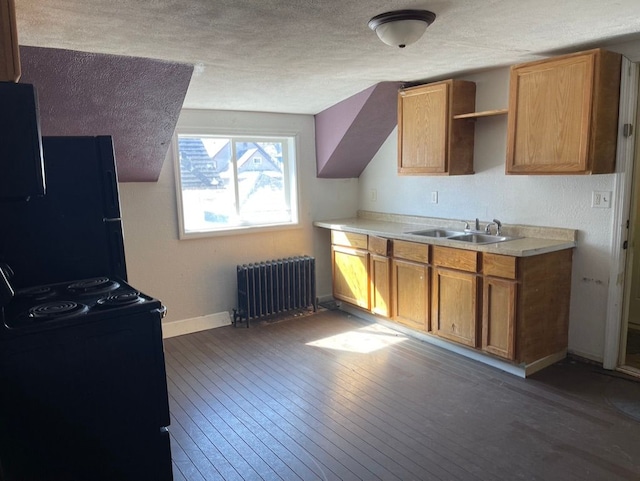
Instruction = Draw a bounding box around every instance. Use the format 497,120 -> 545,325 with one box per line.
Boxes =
174,133 -> 298,237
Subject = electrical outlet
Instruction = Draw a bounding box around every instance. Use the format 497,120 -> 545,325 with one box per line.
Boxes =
431,191 -> 438,204
592,191 -> 611,208
369,189 -> 377,202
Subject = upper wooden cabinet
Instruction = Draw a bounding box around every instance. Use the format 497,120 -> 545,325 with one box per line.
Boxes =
398,80 -> 476,176
0,0 -> 21,82
506,48 -> 622,174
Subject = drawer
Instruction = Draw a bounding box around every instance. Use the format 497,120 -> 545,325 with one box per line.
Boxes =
331,230 -> 368,249
368,235 -> 390,256
392,240 -> 429,263
483,253 -> 517,279
432,246 -> 479,272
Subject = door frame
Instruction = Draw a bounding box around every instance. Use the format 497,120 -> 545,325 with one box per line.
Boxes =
604,57 -> 639,369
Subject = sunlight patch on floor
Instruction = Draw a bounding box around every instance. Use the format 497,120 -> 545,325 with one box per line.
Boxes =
306,323 -> 407,353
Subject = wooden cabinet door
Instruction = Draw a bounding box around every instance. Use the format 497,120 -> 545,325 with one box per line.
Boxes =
332,245 -> 369,309
370,254 -> 391,317
482,277 -> 517,360
391,258 -> 428,331
506,49 -> 621,174
398,82 -> 448,174
0,0 -> 21,82
398,80 -> 476,176
432,266 -> 479,347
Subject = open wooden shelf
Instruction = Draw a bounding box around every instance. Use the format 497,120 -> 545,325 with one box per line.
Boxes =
453,108 -> 509,120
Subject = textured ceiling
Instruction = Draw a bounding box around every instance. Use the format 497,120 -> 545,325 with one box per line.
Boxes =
19,46 -> 193,182
14,0 -> 640,115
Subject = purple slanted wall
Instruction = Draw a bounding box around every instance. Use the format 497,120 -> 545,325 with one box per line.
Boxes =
315,81 -> 402,178
19,46 -> 193,182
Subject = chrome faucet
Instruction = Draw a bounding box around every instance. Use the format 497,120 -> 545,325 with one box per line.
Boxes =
485,219 -> 502,235
464,218 -> 482,232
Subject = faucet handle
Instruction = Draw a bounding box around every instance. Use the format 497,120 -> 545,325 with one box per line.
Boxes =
493,219 -> 502,235
463,221 -> 470,230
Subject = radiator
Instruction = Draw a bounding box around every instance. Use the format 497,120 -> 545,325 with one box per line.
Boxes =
233,256 -> 317,327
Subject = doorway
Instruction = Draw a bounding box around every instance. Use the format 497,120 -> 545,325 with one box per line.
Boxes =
623,158 -> 640,371
621,64 -> 640,375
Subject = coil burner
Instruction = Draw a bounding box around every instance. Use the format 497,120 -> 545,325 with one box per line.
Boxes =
97,291 -> 144,308
67,277 -> 120,296
15,285 -> 56,301
28,301 -> 90,321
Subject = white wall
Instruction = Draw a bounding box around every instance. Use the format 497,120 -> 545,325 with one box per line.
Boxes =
118,110 -> 358,324
359,67 -> 620,362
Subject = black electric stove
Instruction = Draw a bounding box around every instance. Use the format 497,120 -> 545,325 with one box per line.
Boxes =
1,276 -> 160,335
0,277 -> 173,481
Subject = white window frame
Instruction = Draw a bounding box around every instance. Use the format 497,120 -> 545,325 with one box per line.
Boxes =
173,128 -> 300,239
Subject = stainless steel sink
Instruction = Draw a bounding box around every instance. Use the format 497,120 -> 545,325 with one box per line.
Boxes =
447,233 -> 520,244
407,229 -> 465,238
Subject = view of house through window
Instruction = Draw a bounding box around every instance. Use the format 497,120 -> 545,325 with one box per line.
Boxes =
175,134 -> 298,236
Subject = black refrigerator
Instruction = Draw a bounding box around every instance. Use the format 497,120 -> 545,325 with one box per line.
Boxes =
0,136 -> 173,481
0,136 -> 127,288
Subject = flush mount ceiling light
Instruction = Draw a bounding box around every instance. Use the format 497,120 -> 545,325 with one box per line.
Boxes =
368,9 -> 436,48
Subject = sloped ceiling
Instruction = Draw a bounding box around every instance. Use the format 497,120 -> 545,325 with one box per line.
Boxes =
19,46 -> 193,182
13,1 -> 640,180
14,0 -> 640,115
316,82 -> 402,178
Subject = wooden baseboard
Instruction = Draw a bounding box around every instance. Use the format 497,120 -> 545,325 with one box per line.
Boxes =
161,311 -> 231,339
524,350 -> 567,376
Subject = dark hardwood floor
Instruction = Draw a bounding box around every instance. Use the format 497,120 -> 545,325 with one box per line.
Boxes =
164,310 -> 640,481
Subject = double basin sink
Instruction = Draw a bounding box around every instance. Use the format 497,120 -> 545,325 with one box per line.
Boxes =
406,229 -> 520,245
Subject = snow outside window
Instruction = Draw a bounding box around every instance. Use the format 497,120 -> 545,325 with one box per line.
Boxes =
174,134 -> 299,237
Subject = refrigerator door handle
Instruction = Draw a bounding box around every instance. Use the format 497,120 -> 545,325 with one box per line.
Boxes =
105,169 -> 119,212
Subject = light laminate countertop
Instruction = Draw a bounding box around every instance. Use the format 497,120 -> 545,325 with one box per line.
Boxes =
314,213 -> 577,257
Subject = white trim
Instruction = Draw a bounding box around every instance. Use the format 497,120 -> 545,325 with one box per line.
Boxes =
172,128 -> 301,240
161,311 -> 231,339
604,58 -> 640,369
567,347 -> 603,364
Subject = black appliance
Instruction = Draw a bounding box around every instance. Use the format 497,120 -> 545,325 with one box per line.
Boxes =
0,82 -> 45,200
0,277 -> 172,481
0,137 -> 172,480
0,136 -> 126,289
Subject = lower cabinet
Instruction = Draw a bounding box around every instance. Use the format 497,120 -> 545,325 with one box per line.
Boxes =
392,258 -> 429,331
331,245 -> 369,309
482,277 -> 516,360
391,239 -> 430,331
431,266 -> 479,347
328,229 -> 573,370
431,246 -> 480,347
480,250 -> 573,364
370,254 -> 391,317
